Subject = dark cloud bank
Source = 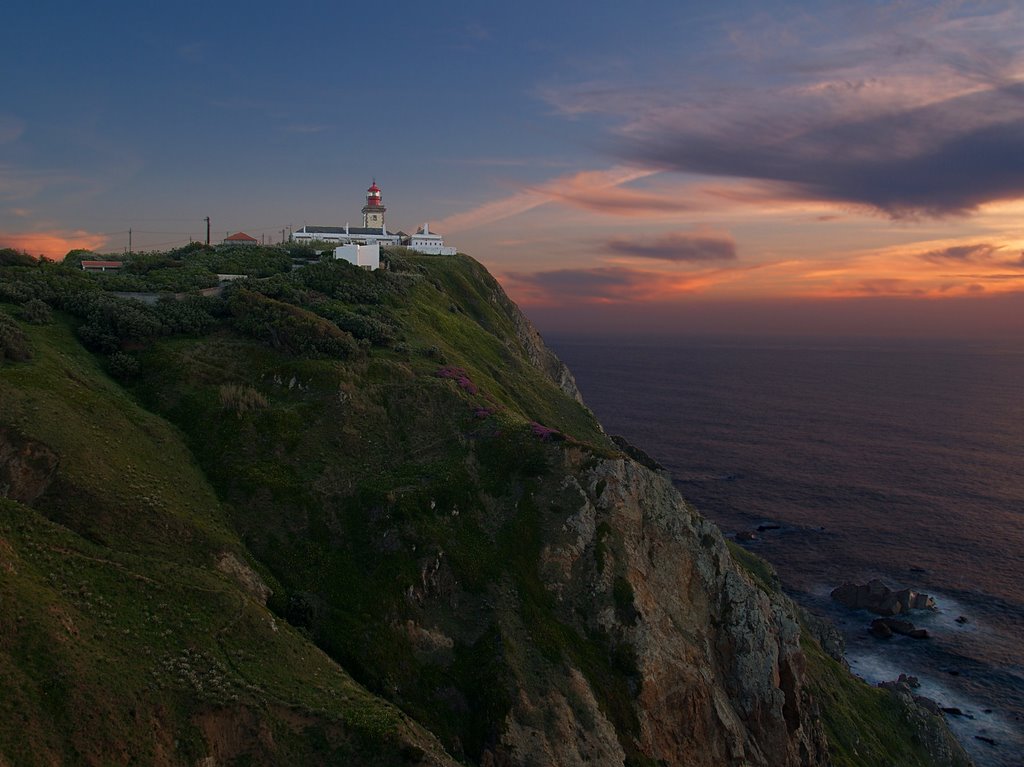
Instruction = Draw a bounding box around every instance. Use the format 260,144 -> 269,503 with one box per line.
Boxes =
605,231 -> 736,262
620,83 -> 1024,216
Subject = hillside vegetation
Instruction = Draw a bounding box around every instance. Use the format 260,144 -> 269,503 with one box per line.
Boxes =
0,247 -> 969,766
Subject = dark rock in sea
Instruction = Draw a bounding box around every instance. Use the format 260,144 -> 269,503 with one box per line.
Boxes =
899,674 -> 921,689
756,523 -> 781,532
735,530 -> 757,542
955,615 -> 969,624
909,566 -> 928,574
869,617 -> 929,639
942,707 -> 965,716
830,578 -> 936,616
869,619 -> 893,639
914,696 -> 943,715
974,735 -> 997,746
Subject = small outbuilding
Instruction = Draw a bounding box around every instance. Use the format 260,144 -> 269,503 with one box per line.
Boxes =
222,232 -> 259,246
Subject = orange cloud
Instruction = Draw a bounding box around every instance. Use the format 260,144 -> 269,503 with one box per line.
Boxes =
793,238 -> 1024,299
433,166 -> 658,233
0,230 -> 109,260
498,260 -> 762,306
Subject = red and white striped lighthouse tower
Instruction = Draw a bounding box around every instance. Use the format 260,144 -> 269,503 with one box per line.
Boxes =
361,180 -> 386,228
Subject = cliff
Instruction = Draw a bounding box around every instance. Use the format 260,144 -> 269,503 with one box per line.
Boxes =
0,249 -> 970,765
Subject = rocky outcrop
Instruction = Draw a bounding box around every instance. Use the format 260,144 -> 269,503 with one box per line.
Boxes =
0,426 -> 59,506
216,552 -> 272,605
610,434 -> 665,472
876,676 -> 973,766
520,453 -> 829,766
831,579 -> 936,615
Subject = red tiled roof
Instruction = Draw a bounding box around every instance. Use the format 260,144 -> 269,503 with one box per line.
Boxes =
81,260 -> 123,268
224,232 -> 258,241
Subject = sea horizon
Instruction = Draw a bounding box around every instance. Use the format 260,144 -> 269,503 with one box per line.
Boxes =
548,331 -> 1024,767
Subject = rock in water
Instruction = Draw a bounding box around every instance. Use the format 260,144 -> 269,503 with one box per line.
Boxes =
868,617 -> 930,640
831,579 -> 936,615
869,618 -> 894,639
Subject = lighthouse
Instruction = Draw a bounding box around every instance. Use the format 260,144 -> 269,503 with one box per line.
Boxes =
361,180 -> 386,229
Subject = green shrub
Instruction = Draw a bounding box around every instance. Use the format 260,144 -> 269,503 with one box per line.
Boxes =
219,384 -> 269,414
0,313 -> 31,363
228,287 -> 358,358
18,298 -> 52,325
0,247 -> 37,267
153,295 -> 220,335
189,246 -> 292,278
107,351 -> 140,380
61,249 -> 103,268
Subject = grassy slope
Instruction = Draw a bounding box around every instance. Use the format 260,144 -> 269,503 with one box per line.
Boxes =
0,252 -> 963,766
0,309 -> 453,766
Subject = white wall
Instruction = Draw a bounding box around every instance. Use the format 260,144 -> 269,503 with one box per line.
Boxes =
334,243 -> 380,270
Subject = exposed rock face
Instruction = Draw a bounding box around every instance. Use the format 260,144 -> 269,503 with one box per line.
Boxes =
511,453 -> 829,766
877,677 -> 973,766
831,579 -> 936,615
501,669 -> 626,767
610,434 -> 665,472
216,552 -> 272,605
0,427 -> 59,506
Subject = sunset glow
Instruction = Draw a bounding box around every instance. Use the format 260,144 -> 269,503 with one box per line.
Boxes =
4,1 -> 1023,336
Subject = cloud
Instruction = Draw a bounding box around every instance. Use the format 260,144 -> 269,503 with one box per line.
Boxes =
539,172 -> 696,216
844,278 -> 929,297
605,231 -> 736,262
433,166 -> 657,232
503,266 -> 705,304
920,243 -> 1000,263
617,82 -> 1024,217
541,3 -> 1024,217
0,230 -> 109,259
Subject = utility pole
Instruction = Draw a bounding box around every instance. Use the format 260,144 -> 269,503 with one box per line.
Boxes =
204,216 -> 210,246
281,228 -> 285,244
128,228 -> 132,253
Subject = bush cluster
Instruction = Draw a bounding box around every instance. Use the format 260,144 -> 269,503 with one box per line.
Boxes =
228,288 -> 358,359
219,384 -> 269,414
0,313 -> 31,364
17,298 -> 52,325
0,247 -> 37,267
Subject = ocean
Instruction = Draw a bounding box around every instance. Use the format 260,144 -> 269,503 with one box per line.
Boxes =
549,335 -> 1024,767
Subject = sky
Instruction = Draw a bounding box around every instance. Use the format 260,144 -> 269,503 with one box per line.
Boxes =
3,0 -> 1024,338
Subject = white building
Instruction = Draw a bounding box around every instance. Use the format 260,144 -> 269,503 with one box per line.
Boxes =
407,223 -> 457,255
334,243 -> 380,271
291,182 -> 457,255
292,181 -> 402,247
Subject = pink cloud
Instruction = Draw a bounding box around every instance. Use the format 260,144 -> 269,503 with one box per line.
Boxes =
0,230 -> 109,260
433,166 -> 658,233
501,265 -> 724,306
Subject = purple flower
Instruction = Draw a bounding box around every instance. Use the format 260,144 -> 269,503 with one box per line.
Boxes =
530,421 -> 563,442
